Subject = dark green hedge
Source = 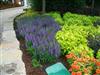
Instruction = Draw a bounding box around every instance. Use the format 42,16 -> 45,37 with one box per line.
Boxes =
30,0 -> 86,11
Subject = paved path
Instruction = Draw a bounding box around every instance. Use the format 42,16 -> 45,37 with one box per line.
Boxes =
0,7 -> 26,75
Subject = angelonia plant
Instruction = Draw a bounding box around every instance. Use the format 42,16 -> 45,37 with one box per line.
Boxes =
16,15 -> 61,64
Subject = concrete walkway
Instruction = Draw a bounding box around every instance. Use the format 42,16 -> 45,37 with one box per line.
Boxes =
0,7 -> 26,75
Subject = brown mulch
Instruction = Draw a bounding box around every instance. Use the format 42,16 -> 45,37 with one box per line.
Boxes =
0,4 -> 21,10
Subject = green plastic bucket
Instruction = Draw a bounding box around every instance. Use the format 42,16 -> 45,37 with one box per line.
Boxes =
45,62 -> 71,75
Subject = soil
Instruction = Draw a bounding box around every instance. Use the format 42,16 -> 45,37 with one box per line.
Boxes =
0,4 -> 21,10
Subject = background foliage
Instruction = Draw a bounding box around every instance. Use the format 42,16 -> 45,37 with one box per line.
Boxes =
30,0 -> 86,12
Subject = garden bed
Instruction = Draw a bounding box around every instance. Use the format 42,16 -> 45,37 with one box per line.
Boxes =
14,10 -> 100,75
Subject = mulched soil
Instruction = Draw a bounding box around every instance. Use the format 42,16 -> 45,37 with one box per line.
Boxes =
0,4 -> 21,10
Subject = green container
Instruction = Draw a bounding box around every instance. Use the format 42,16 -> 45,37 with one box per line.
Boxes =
45,62 -> 71,75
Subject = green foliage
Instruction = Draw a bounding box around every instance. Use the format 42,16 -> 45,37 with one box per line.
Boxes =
45,12 -> 63,25
37,51 -> 56,64
97,50 -> 100,59
56,13 -> 100,56
26,41 -> 56,66
56,25 -> 94,55
32,59 -> 41,68
27,41 -> 34,56
63,12 -> 93,26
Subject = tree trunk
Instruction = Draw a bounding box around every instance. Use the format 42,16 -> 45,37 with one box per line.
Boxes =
92,0 -> 94,9
42,0 -> 46,13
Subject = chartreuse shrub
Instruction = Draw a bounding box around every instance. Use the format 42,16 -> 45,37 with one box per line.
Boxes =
63,12 -> 93,26
63,12 -> 100,26
55,12 -> 100,56
56,25 -> 96,56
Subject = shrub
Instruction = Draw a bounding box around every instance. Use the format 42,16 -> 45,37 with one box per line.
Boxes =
56,25 -> 95,55
16,15 -> 61,64
63,13 -> 93,26
56,13 -> 100,56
